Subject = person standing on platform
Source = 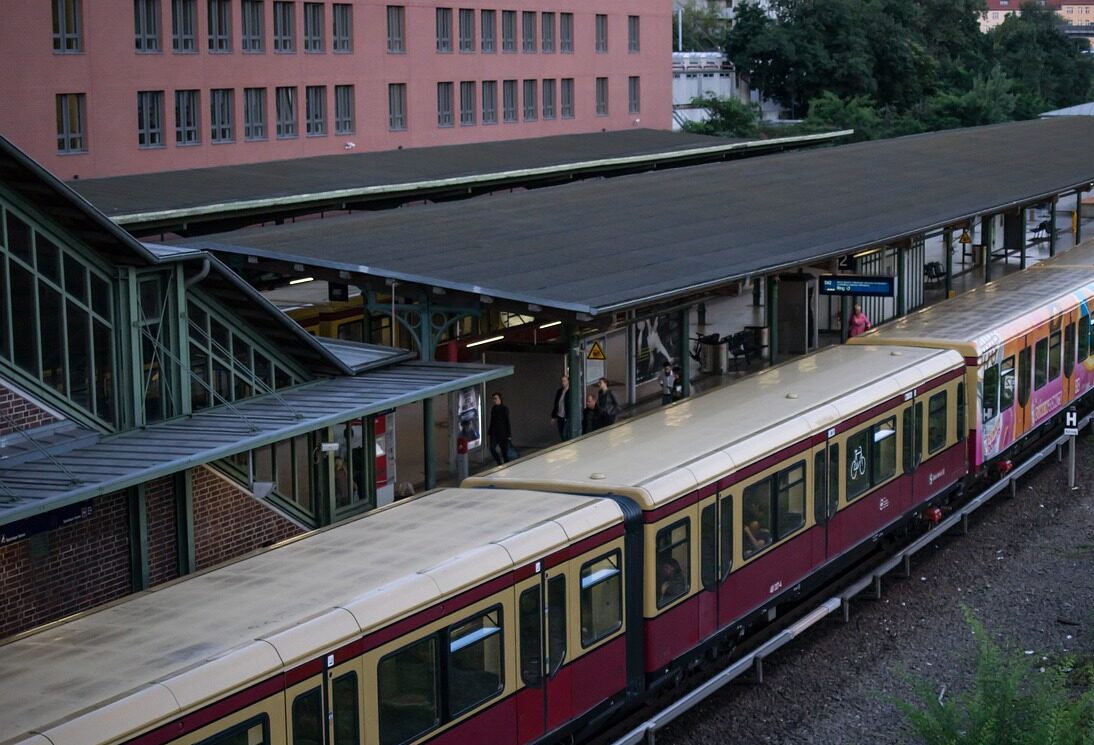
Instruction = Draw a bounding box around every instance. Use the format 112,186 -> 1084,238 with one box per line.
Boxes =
595,377 -> 620,429
582,393 -> 598,434
672,365 -> 685,401
658,362 -> 675,406
487,392 -> 513,465
550,374 -> 572,441
848,303 -> 872,338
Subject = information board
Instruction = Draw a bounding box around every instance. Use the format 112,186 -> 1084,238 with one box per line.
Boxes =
818,275 -> 895,297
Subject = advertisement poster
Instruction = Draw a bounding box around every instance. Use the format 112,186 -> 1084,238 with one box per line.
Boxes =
456,387 -> 482,449
634,314 -> 682,385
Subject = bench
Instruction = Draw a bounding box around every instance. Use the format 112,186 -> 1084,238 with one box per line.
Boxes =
924,261 -> 947,286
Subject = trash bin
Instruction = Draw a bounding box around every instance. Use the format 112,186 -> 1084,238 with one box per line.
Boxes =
699,339 -> 725,374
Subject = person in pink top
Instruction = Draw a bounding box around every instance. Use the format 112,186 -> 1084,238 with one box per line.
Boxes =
848,303 -> 871,337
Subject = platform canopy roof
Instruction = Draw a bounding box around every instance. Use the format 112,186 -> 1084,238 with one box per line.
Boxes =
179,118 -> 1094,321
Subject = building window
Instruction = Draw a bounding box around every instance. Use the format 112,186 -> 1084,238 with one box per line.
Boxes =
628,15 -> 639,52
211,88 -> 234,142
522,11 -> 535,52
459,81 -> 475,125
436,7 -> 452,52
542,78 -> 555,119
595,14 -> 607,52
134,0 -> 161,51
481,9 -> 495,51
628,76 -> 640,114
437,82 -> 454,127
53,0 -> 83,52
541,12 -> 554,52
0,205 -> 117,426
55,93 -> 87,153
501,10 -> 515,52
458,8 -> 474,51
522,79 -> 537,121
207,0 -> 231,51
303,2 -> 323,51
241,0 -> 264,51
386,6 -> 405,52
595,77 -> 608,116
137,90 -> 165,147
171,0 -> 196,51
244,87 -> 267,139
388,83 -> 407,129
332,3 -> 352,51
482,80 -> 497,123
560,77 -> 574,118
273,1 -> 294,51
276,85 -> 297,137
560,12 -> 572,53
175,89 -> 200,144
305,85 -> 326,135
502,79 -> 517,122
334,84 -> 354,133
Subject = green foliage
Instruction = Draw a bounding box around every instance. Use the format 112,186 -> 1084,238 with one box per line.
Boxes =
673,0 -> 730,52
896,611 -> 1094,745
681,96 -> 761,137
721,0 -> 1093,137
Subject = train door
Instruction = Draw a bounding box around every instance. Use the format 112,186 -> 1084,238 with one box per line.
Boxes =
1016,341 -> 1032,436
514,567 -> 571,742
286,655 -> 362,745
697,492 -> 727,641
1064,317 -> 1077,406
812,432 -> 839,561
901,398 -> 922,507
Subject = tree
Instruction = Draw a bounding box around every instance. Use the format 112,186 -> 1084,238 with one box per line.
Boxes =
803,92 -> 884,141
672,0 -> 730,52
681,96 -> 760,137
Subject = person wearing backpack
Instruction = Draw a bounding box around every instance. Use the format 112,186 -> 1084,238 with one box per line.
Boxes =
594,377 -> 620,429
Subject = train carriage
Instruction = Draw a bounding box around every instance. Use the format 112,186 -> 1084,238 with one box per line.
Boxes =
0,488 -> 629,745
465,344 -> 967,687
852,237 -> 1094,471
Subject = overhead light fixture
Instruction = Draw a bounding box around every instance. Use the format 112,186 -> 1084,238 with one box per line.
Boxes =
467,335 -> 504,348
289,276 -> 315,285
539,321 -> 562,329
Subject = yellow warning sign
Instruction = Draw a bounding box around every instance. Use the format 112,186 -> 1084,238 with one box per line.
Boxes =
958,229 -> 972,244
587,341 -> 606,361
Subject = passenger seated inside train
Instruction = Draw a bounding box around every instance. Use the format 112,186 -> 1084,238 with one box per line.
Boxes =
743,518 -> 771,558
657,558 -> 686,605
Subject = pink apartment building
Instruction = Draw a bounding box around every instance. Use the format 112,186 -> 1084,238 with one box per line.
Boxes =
0,0 -> 671,180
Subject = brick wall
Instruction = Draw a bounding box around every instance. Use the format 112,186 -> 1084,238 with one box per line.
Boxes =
191,466 -> 304,571
0,383 -> 58,436
145,476 -> 180,587
0,491 -> 130,638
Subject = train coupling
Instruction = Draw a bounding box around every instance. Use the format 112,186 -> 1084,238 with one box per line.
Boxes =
995,459 -> 1015,477
923,506 -> 943,525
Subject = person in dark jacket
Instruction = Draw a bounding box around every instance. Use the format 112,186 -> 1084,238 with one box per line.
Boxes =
487,392 -> 513,465
549,374 -> 572,441
594,377 -> 619,429
582,392 -> 598,434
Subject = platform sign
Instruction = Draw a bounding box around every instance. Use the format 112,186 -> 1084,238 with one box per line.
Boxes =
818,275 -> 895,298
1064,407 -> 1079,437
585,336 -> 606,384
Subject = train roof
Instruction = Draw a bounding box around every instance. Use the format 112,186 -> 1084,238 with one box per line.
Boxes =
853,252 -> 1094,356
464,345 -> 963,509
0,488 -> 620,745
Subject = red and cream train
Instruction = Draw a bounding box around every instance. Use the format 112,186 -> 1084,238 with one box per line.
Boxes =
3,242 -> 1094,745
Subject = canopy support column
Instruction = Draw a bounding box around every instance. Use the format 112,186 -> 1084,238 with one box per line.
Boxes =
944,227 -> 953,297
679,307 -> 691,397
175,470 -> 194,576
128,483 -> 149,591
1050,198 -> 1058,257
766,276 -> 779,366
982,215 -> 994,284
566,327 -> 583,440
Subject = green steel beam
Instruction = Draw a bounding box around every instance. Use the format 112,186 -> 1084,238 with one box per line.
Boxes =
766,276 -> 779,366
982,215 -> 994,284
944,228 -> 953,297
566,329 -> 582,440
679,308 -> 691,397
1050,199 -> 1057,257
174,470 -> 194,576
128,483 -> 149,591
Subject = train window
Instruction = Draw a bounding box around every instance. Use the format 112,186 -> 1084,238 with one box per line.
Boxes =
1065,323 -> 1076,378
999,358 -> 1015,414
196,715 -> 270,745
742,478 -> 774,557
655,520 -> 690,608
828,444 -> 839,514
519,586 -> 542,686
928,392 -> 948,453
332,672 -> 360,745
546,575 -> 567,674
718,494 -> 733,579
1035,337 -> 1048,389
982,363 -> 999,422
845,428 -> 872,501
1080,316 -> 1091,361
871,418 -> 897,484
1049,331 -> 1062,381
580,551 -> 623,646
378,636 -> 440,745
447,606 -> 504,716
775,462 -> 806,539
700,504 -> 717,590
814,450 -> 827,524
291,687 -> 323,745
901,406 -> 919,473
1016,350 -> 1030,409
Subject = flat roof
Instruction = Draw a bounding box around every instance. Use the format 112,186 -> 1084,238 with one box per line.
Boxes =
0,361 -> 510,531
70,129 -> 846,229
181,118 -> 1094,318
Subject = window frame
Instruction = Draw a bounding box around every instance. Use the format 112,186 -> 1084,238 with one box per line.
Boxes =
655,518 -> 690,609
134,0 -> 162,52
927,390 -> 948,454
459,81 -> 476,125
446,605 -> 505,718
437,82 -> 454,127
501,9 -> 516,52
56,93 -> 87,154
303,1 -> 324,52
541,11 -> 555,52
207,0 -> 232,52
171,0 -> 196,52
628,76 -> 640,115
595,77 -> 609,116
560,12 -> 573,52
522,11 -> 536,52
241,0 -> 264,52
388,83 -> 407,130
137,90 -> 166,148
243,87 -> 267,140
334,84 -> 354,134
53,0 -> 83,52
482,80 -> 497,124
436,6 -> 452,52
560,78 -> 574,118
305,85 -> 326,136
273,0 -> 295,52
386,5 -> 405,52
194,715 -> 271,745
580,550 -> 623,647
522,79 -> 537,121
332,3 -> 352,52
628,14 -> 640,52
210,88 -> 234,143
275,85 -> 297,138
175,89 -> 201,145
595,13 -> 608,53
480,8 -> 495,51
542,78 -> 556,120
458,7 -> 474,51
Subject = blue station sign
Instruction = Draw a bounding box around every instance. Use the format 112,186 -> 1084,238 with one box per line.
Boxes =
818,275 -> 895,297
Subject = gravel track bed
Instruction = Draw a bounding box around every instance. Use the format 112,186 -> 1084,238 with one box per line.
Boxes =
659,435 -> 1094,745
